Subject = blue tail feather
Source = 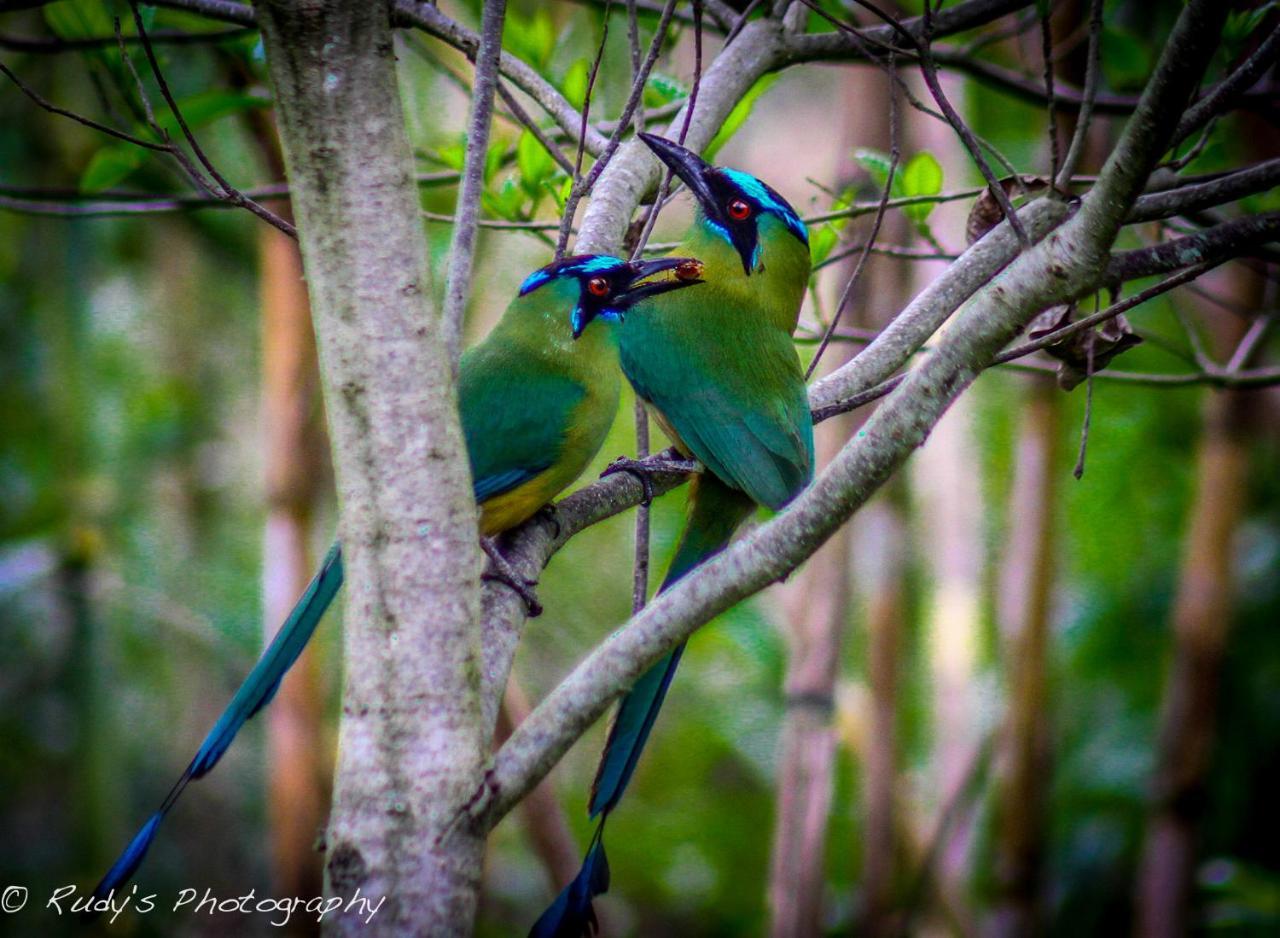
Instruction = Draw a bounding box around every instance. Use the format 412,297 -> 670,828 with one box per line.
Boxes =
589,644 -> 686,817
88,812 -> 164,906
529,832 -> 610,938
190,542 -> 344,777
90,542 -> 344,904
533,475 -> 755,935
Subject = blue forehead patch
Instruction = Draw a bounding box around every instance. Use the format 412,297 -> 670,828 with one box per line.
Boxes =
518,268 -> 553,295
721,167 -> 809,245
518,254 -> 626,296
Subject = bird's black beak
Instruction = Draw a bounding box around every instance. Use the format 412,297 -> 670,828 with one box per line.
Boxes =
616,256 -> 704,308
638,133 -> 720,220
571,256 -> 703,339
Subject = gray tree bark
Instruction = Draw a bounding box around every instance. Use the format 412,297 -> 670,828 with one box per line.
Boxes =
256,3 -> 485,934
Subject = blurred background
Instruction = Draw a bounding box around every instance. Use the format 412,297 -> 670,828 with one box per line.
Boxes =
1,0 -> 1278,935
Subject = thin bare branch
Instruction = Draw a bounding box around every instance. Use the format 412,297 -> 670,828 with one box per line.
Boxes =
0,57 -> 170,151
0,26 -> 252,53
1173,21 -> 1280,146
441,0 -> 507,367
128,1 -> 296,236
806,54 -> 900,380
1056,0 -> 1104,189
1107,212 -> 1280,282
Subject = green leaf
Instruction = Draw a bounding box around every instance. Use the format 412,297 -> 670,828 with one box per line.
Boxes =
44,0 -> 116,41
852,148 -> 894,191
432,139 -> 467,172
899,151 -> 943,226
644,73 -> 689,109
543,174 -> 573,212
561,59 -> 591,111
503,8 -> 556,70
517,131 -> 554,195
1225,3 -> 1276,44
80,145 -> 145,193
484,142 -> 506,184
810,225 -> 839,266
152,91 -> 268,139
705,74 -> 778,159
482,176 -> 526,221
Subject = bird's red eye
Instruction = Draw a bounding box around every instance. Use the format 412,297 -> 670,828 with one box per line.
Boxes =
587,277 -> 610,297
727,199 -> 751,220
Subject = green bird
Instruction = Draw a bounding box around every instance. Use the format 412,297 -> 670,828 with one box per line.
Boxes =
89,254 -> 703,904
533,135 -> 814,937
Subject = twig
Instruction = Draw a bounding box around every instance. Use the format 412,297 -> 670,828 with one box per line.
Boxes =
1106,212 -> 1280,283
630,0 -> 704,258
812,263 -> 1226,424
1056,0 -> 1103,189
555,2 -> 617,257
0,27 -> 253,54
1226,314 -> 1273,373
800,0 -> 1033,221
805,52 -> 900,380
813,242 -> 957,270
402,2 -> 610,156
1073,301 -> 1097,480
128,1 -> 296,236
0,58 -> 169,152
441,0 -> 507,367
1127,158 -> 1280,224
993,264 -> 1216,367
495,82 -> 576,175
1040,4 -> 1059,185
0,174 -> 458,220
725,0 -> 767,47
631,400 -> 652,615
557,0 -> 681,258
422,212 -> 560,231
1172,22 -> 1280,146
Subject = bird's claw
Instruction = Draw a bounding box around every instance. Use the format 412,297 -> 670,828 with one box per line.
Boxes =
534,503 -> 562,539
480,538 -> 543,617
601,453 -> 699,506
603,456 -> 656,505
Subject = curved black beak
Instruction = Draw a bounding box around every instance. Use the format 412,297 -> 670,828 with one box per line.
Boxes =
638,133 -> 720,218
616,256 -> 703,308
571,256 -> 704,339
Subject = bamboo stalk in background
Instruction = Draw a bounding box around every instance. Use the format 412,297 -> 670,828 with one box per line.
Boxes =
259,217 -> 331,910
988,376 -> 1060,938
237,88 -> 335,909
767,466 -> 851,938
767,64 -> 909,938
859,483 -> 909,938
906,72 -> 987,933
1134,291 -> 1257,937
494,678 -> 582,894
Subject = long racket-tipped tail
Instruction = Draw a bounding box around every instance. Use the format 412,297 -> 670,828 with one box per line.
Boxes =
88,541 -> 344,906
532,476 -> 753,936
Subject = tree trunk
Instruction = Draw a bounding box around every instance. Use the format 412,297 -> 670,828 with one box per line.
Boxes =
1134,367 -> 1254,937
257,4 -> 486,933
989,376 -> 1060,938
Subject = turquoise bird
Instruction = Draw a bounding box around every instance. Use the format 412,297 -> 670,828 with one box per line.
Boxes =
89,254 -> 703,904
532,134 -> 814,938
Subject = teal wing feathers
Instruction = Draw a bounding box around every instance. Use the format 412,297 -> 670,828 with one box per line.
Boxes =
620,326 -> 812,509
459,342 -> 589,499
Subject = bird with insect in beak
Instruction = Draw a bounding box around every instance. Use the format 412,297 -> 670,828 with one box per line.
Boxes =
533,134 -> 814,938
87,254 -> 703,911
